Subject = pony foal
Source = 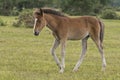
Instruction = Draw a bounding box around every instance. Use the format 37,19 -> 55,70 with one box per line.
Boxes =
33,8 -> 106,73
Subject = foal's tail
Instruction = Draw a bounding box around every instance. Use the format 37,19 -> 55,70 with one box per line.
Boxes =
98,20 -> 104,43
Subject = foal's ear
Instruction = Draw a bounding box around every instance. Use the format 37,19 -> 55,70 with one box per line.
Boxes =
40,8 -> 43,16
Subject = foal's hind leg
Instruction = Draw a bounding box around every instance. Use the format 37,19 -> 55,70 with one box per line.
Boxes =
73,37 -> 88,72
51,39 -> 61,69
91,36 -> 106,71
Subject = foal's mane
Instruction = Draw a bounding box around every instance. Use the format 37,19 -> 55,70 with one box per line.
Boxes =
42,8 -> 66,17
34,8 -> 67,17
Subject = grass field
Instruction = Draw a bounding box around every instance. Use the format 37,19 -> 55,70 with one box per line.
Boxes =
0,16 -> 120,80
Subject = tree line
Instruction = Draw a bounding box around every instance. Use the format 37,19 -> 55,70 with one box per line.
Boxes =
0,0 -> 120,16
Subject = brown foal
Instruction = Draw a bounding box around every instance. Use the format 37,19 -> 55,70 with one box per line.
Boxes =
33,8 -> 106,73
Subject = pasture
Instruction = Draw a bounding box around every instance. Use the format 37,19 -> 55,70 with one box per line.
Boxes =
0,16 -> 120,80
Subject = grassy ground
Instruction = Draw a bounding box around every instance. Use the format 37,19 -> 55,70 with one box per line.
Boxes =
0,16 -> 120,80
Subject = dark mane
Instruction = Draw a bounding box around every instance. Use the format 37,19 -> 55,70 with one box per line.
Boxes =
42,8 -> 66,17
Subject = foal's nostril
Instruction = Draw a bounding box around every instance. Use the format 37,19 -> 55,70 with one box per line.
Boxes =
34,32 -> 39,36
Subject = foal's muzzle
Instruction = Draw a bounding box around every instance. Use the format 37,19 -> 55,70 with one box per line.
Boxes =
34,31 -> 39,36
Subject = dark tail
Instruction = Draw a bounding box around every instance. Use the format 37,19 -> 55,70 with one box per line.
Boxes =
99,20 -> 104,43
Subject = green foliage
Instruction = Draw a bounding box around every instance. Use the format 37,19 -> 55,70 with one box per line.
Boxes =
101,9 -> 119,19
112,0 -> 120,7
116,7 -> 120,11
0,18 -> 6,26
0,0 -> 46,16
60,0 -> 111,15
12,9 -> 34,28
61,0 -> 93,15
0,0 -> 113,16
10,7 -> 19,16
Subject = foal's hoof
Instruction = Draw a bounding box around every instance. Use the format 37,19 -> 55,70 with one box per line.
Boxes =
73,68 -> 78,72
101,67 -> 106,72
73,65 -> 79,72
59,69 -> 64,73
101,64 -> 106,72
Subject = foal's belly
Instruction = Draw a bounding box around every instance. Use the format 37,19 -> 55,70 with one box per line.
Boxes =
67,31 -> 88,40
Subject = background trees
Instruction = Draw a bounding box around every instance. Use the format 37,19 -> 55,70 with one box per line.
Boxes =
0,0 -> 120,16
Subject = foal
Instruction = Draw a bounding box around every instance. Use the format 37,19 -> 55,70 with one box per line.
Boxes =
33,8 -> 106,73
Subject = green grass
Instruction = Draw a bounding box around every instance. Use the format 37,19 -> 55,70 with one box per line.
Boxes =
116,11 -> 120,16
0,16 -> 120,80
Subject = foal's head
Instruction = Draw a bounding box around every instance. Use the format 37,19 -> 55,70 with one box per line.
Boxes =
33,8 -> 46,36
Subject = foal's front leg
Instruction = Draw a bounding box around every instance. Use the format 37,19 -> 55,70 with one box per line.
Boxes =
51,39 -> 61,69
59,39 -> 66,73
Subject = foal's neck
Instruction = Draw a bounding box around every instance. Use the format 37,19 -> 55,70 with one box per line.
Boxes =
44,14 -> 61,31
